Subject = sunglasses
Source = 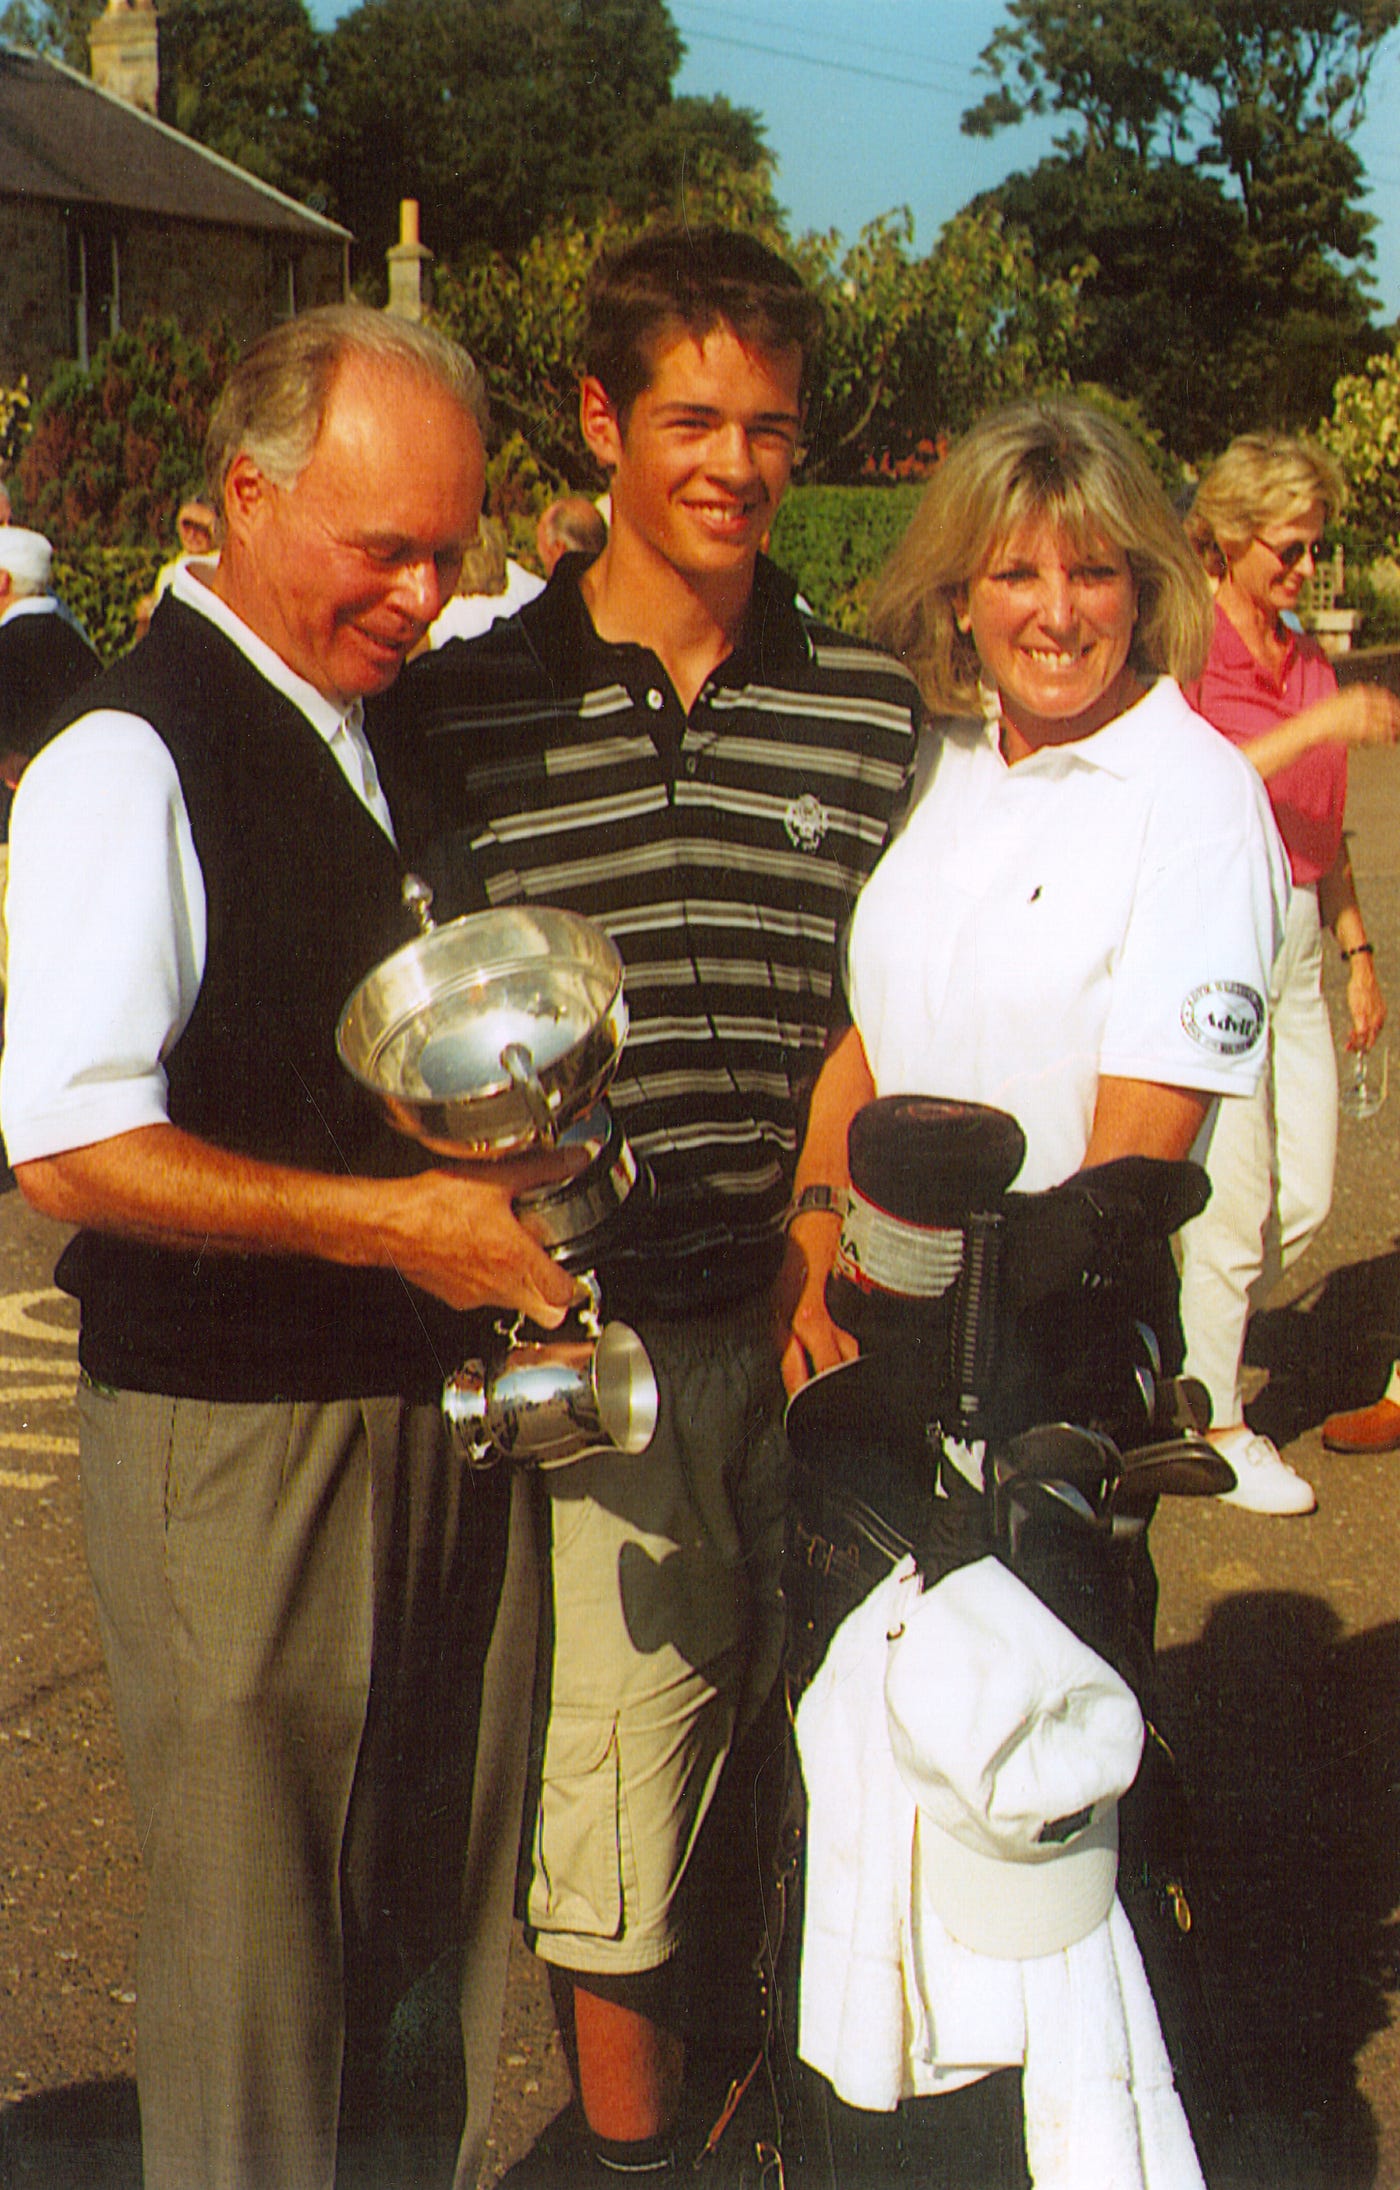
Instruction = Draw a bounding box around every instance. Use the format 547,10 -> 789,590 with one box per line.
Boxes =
1257,535 -> 1324,572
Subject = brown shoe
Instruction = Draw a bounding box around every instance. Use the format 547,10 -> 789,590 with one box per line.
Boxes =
1322,1395 -> 1400,1453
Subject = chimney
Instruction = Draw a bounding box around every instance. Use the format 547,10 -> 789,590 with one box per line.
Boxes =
88,0 -> 159,117
385,199 -> 433,323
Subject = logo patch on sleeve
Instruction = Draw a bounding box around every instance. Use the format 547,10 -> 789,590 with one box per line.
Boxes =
1181,981 -> 1265,1056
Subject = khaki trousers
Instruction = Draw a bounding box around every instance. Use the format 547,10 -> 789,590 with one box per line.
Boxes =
78,1382 -> 538,2190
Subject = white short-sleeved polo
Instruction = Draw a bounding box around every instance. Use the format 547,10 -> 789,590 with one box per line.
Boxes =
848,678 -> 1290,1192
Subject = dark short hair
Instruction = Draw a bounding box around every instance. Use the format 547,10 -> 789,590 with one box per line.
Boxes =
582,224 -> 822,422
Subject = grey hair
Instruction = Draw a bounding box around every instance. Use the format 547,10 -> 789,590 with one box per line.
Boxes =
205,304 -> 491,506
870,397 -> 1214,715
538,495 -> 607,559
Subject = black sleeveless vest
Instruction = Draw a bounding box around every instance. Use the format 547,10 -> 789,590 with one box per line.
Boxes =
53,596 -> 472,1400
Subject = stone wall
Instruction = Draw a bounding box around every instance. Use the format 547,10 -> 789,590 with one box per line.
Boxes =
0,199 -> 346,392
0,200 -> 73,390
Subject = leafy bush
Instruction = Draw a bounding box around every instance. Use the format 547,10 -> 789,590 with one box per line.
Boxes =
1318,344 -> 1400,560
54,547 -> 166,664
0,375 -> 30,475
767,485 -> 923,632
17,318 -> 237,550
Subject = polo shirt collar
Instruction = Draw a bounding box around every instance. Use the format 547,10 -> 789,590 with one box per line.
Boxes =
528,549 -> 813,693
1210,599 -> 1297,688
984,675 -> 1169,782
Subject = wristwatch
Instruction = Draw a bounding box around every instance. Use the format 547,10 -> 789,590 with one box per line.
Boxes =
787,1183 -> 849,1224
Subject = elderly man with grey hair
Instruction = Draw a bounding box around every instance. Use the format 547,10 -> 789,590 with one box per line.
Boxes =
535,492 -> 607,575
0,304 -> 577,2190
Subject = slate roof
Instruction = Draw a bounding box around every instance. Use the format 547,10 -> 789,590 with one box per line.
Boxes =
0,42 -> 349,240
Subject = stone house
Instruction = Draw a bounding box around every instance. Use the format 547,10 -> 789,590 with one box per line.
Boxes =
0,5 -> 349,393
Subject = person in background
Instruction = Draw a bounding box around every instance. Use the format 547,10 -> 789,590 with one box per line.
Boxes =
133,492 -> 220,639
386,222 -> 922,2185
0,524 -> 99,791
535,493 -> 607,575
0,525 -> 100,988
1178,434 -> 1400,1506
425,513 -> 545,646
0,304 -> 576,2190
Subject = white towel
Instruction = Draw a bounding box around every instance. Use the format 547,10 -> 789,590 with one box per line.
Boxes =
794,1563 -> 1205,2188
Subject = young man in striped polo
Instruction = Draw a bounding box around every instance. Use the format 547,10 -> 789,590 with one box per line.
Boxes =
388,225 -> 922,2182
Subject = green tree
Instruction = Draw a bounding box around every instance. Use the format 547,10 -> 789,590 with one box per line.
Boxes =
17,317 -> 237,549
796,206 -> 1086,479
1318,343 -> 1400,557
0,0 -> 97,68
157,0 -> 327,207
964,0 -> 1399,451
320,0 -> 769,280
438,202 -> 1085,490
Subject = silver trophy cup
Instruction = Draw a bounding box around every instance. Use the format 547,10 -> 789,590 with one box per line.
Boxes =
338,882 -> 657,1468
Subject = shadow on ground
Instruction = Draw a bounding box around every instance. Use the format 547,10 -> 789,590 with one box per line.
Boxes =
1245,1248 -> 1400,1446
0,2078 -> 141,2188
1157,1594 -> 1400,2189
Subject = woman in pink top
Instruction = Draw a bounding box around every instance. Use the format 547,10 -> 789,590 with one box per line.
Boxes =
1179,433 -> 1400,1512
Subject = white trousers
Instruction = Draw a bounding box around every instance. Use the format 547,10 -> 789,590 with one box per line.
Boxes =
1178,883 -> 1337,1425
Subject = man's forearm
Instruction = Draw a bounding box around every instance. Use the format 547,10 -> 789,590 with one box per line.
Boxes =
17,1124 -> 579,1322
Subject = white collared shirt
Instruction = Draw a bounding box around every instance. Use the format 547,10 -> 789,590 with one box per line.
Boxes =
848,678 -> 1291,1192
1,562 -> 398,1165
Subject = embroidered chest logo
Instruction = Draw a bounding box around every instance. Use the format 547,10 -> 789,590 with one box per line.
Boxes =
785,791 -> 830,852
1181,981 -> 1266,1057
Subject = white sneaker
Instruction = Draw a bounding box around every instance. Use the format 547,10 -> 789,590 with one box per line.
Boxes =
1210,1427 -> 1316,1516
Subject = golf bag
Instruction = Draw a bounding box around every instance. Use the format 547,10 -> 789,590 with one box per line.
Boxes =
701,1097 -> 1243,2188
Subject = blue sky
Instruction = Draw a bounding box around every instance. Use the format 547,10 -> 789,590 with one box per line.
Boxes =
309,0 -> 1400,321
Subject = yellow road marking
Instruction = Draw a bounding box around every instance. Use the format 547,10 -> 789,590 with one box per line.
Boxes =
0,1289 -> 77,1344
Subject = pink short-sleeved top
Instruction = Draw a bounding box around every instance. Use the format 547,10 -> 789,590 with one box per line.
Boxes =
1183,602 -> 1344,886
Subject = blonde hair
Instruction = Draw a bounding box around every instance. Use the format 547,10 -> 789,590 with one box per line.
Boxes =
869,397 -> 1214,716
1186,432 -> 1346,577
205,304 -> 490,507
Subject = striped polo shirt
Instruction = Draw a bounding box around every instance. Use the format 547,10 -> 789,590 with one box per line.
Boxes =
389,555 -> 922,1313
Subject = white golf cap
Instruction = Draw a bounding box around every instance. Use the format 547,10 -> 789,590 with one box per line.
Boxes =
0,527 -> 53,587
884,1556 -> 1144,1960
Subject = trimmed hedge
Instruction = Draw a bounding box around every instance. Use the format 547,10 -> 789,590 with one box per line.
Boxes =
768,484 -> 923,633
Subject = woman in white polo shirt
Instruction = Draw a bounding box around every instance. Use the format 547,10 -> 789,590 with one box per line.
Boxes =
782,398 -> 1290,1480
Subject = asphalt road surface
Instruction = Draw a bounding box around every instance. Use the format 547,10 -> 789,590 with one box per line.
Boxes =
4,724 -> 1400,2188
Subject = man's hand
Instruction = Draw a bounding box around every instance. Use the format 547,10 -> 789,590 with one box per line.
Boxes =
371,1164 -> 579,1324
16,1125 -> 580,1328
